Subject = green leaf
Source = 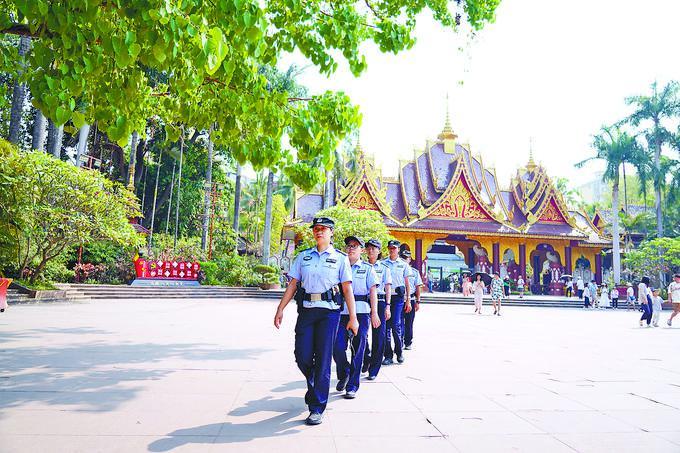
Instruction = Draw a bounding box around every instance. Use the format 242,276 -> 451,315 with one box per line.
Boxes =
72,111 -> 86,129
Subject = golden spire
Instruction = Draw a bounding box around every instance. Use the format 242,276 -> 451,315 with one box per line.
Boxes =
527,137 -> 537,170
438,93 -> 458,141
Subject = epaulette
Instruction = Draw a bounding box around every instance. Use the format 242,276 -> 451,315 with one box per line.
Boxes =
337,250 -> 347,256
380,262 -> 390,268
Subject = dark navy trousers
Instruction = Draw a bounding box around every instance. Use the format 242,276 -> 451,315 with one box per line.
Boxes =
384,294 -> 404,360
294,307 -> 341,414
365,300 -> 387,377
333,313 -> 369,393
404,296 -> 416,347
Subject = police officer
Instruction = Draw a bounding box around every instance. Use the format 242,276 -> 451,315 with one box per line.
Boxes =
401,250 -> 423,350
274,217 -> 359,426
382,240 -> 411,365
362,238 -> 392,379
333,236 -> 380,399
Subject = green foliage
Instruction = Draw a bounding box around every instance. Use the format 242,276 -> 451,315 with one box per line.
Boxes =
624,237 -> 680,279
0,0 -> 499,190
198,261 -> 220,285
253,264 -> 277,275
0,139 -> 142,282
294,204 -> 394,254
149,233 -> 205,261
13,278 -> 56,290
200,254 -> 260,286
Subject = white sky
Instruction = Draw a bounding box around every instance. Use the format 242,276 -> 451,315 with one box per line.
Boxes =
280,0 -> 680,189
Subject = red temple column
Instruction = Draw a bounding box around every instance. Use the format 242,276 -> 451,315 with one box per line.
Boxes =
492,242 -> 500,274
519,244 -> 527,280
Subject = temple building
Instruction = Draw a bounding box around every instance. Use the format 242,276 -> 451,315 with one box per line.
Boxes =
294,114 -> 611,294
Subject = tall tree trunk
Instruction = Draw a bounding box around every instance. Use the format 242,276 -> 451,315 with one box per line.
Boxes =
201,126 -> 214,252
173,130 -> 185,250
127,131 -> 139,189
75,124 -> 90,167
46,119 -> 64,158
233,164 -> 242,235
653,128 -> 663,238
31,110 -> 47,151
622,162 -> 628,215
8,36 -> 31,144
165,161 -> 176,235
148,148 -> 164,251
611,172 -> 621,285
262,169 -> 275,264
323,169 -> 333,208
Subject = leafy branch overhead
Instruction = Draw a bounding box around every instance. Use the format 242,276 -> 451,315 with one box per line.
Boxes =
0,0 -> 499,189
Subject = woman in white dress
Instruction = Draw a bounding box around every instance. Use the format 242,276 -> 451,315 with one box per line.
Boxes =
472,275 -> 485,314
599,284 -> 610,308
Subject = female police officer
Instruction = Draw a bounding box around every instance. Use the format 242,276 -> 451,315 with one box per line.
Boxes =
274,217 -> 359,425
363,238 -> 392,380
382,240 -> 411,365
333,235 -> 380,399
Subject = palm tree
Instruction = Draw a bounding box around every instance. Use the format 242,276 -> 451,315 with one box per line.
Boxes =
576,126 -> 640,285
201,127 -> 214,252
625,81 -> 680,238
274,173 -> 296,212
232,163 -> 242,239
31,109 -> 47,151
261,169 -> 275,264
8,36 -> 31,144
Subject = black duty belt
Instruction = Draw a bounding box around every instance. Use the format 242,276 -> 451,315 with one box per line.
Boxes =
377,295 -> 386,301
354,295 -> 368,302
302,287 -> 336,302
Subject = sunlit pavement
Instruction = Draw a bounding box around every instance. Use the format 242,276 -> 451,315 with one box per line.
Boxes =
1,298 -> 679,452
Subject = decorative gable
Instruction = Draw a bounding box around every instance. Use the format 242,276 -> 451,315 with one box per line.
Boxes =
347,183 -> 380,211
538,197 -> 568,224
429,174 -> 493,221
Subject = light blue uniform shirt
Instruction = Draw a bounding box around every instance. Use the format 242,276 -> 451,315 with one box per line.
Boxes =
342,259 -> 378,315
369,261 -> 392,296
407,266 -> 423,296
382,257 -> 410,289
289,245 -> 352,310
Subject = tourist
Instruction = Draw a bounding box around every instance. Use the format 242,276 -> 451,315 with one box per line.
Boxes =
666,273 -> 680,327
517,276 -> 525,299
542,271 -> 551,295
462,276 -> 471,296
381,240 -> 411,365
472,274 -> 485,314
576,277 -> 585,299
491,273 -> 504,316
583,282 -> 591,308
588,280 -> 598,309
362,239 -> 391,379
611,286 -> 619,309
638,276 -> 653,327
503,276 -> 511,298
599,284 -> 610,309
565,278 -> 573,297
402,250 -> 423,350
626,283 -> 636,310
651,288 -> 663,328
273,217 -> 358,426
333,236 -> 378,399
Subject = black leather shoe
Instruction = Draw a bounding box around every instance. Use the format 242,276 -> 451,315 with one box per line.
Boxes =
382,358 -> 393,365
366,375 -> 377,380
361,360 -> 370,373
336,375 -> 349,392
397,355 -> 405,364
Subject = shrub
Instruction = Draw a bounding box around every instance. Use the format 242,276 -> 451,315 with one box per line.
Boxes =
199,261 -> 220,286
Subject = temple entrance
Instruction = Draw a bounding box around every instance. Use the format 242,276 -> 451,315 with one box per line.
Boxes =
425,240 -> 468,292
574,256 -> 593,284
529,244 -> 565,295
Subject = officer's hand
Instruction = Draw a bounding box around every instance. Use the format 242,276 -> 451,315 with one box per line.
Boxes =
404,302 -> 412,313
346,316 -> 359,335
371,313 -> 381,329
415,302 -> 420,312
385,307 -> 391,321
274,309 -> 283,329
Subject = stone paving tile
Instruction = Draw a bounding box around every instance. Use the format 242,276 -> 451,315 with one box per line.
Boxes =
2,299 -> 680,453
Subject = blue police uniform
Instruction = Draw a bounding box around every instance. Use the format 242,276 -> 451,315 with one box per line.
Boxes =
404,266 -> 423,348
289,244 -> 352,415
363,260 -> 391,377
333,259 -> 378,393
382,256 -> 410,361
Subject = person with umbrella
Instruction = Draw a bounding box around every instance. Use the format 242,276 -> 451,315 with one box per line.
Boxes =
560,274 -> 573,297
472,272 -> 489,314
491,273 -> 504,316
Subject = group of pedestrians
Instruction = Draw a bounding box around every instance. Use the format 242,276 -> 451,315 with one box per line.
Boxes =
637,273 -> 680,328
273,217 -> 424,426
471,273 -> 505,315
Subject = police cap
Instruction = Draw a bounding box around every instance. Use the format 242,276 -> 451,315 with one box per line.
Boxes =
344,235 -> 365,247
387,239 -> 401,248
366,239 -> 381,249
310,217 -> 335,229
400,249 -> 412,258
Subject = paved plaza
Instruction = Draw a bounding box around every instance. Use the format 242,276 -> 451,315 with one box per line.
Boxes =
1,298 -> 680,453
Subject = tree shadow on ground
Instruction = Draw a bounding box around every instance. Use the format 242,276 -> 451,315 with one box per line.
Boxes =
148,383 -> 309,452
0,326 -> 269,415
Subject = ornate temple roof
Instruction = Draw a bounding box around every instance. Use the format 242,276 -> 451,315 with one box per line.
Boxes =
295,110 -> 608,243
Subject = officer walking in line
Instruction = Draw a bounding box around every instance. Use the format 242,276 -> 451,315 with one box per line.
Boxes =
274,217 -> 359,426
401,250 -> 423,350
382,240 -> 411,365
333,236 -> 380,399
361,239 -> 392,380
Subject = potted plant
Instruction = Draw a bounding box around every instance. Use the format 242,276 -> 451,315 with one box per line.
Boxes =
254,264 -> 281,290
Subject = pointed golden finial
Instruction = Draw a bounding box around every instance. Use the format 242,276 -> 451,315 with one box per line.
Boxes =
527,137 -> 537,170
438,93 -> 458,142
